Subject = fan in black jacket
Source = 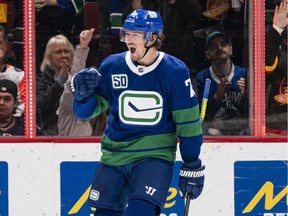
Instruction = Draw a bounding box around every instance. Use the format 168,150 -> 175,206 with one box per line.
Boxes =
265,1 -> 287,134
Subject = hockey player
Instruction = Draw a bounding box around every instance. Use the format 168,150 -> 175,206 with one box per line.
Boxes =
71,9 -> 204,215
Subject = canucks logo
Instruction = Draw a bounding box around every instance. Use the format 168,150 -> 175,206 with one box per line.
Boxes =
119,90 -> 163,125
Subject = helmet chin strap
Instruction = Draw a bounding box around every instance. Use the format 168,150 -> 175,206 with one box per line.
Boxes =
138,39 -> 157,61
139,46 -> 150,61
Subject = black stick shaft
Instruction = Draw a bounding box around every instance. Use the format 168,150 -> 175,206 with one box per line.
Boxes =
184,192 -> 191,216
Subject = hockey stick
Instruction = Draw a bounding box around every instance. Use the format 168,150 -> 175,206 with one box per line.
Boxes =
200,79 -> 211,122
184,191 -> 192,216
184,78 -> 211,216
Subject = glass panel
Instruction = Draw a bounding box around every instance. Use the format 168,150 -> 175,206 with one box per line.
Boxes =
0,0 -> 25,137
265,0 -> 287,136
192,0 -> 251,136
33,1 -> 254,138
35,0 -> 80,136
34,0 -> 105,137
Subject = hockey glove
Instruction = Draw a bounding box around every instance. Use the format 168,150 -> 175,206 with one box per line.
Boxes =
70,66 -> 101,102
178,159 -> 205,200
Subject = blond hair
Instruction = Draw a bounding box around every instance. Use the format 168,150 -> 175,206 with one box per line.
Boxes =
40,34 -> 74,72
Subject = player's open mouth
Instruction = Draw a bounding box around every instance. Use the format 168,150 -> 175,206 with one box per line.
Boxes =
130,47 -> 136,53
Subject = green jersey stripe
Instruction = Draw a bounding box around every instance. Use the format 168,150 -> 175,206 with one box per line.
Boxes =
172,105 -> 200,123
100,133 -> 177,165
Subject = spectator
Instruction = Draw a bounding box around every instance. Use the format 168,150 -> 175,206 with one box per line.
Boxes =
193,0 -> 247,71
35,0 -> 84,14
71,9 -> 204,215
157,0 -> 202,76
0,79 -> 20,135
12,0 -> 24,69
122,0 -> 159,19
92,0 -> 122,67
36,34 -> 74,135
0,79 -> 23,136
223,0 -> 247,67
0,79 -> 42,136
57,28 -> 107,136
195,31 -> 249,135
35,0 -> 84,72
0,25 -> 25,117
265,1 -> 287,134
93,0 -> 135,67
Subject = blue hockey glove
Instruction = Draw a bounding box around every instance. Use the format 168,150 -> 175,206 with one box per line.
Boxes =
178,159 -> 205,200
70,66 -> 101,102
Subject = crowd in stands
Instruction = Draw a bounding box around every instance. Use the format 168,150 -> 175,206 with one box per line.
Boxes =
0,0 -> 287,137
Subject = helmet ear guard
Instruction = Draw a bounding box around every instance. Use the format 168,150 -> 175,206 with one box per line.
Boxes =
120,9 -> 163,43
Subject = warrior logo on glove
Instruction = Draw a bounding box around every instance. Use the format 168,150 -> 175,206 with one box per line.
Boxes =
178,159 -> 205,200
180,169 -> 205,178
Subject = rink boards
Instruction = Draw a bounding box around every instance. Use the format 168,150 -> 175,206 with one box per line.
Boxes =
0,142 -> 287,216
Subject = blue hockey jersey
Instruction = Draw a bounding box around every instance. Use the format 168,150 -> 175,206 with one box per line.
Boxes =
73,51 -> 203,165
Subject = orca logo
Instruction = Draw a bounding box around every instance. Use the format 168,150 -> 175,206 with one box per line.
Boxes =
119,90 -> 163,125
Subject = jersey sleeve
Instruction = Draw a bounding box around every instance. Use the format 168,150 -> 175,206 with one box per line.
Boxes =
72,94 -> 109,120
72,57 -> 110,120
170,65 -> 203,163
265,27 -> 283,74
